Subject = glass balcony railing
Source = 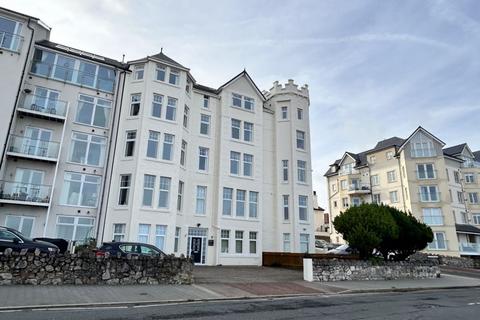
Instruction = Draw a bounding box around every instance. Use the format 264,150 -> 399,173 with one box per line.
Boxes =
418,192 -> 441,202
30,61 -> 115,93
7,135 -> 60,160
427,240 -> 448,250
0,181 -> 51,204
339,168 -> 360,176
18,93 -> 68,118
0,31 -> 23,52
462,161 -> 480,168
459,243 -> 480,254
348,183 -> 371,192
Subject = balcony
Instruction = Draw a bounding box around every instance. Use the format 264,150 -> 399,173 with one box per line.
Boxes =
418,192 -> 441,203
459,243 -> 480,255
17,93 -> 68,121
0,31 -> 23,53
339,168 -> 360,176
0,181 -> 51,206
462,161 -> 480,169
348,183 -> 371,195
30,61 -> 115,93
6,135 -> 60,162
415,170 -> 438,180
315,225 -> 330,234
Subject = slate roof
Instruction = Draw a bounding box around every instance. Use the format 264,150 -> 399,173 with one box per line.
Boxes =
193,83 -> 218,94
372,137 -> 405,152
149,51 -> 187,69
443,143 -> 467,157
474,151 -> 480,162
456,224 -> 480,235
35,40 -> 129,69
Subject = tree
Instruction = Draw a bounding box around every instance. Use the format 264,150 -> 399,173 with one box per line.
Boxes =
333,203 -> 434,261
333,203 -> 398,259
379,206 -> 433,261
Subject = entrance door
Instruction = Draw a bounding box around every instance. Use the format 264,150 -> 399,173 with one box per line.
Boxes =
190,237 -> 202,264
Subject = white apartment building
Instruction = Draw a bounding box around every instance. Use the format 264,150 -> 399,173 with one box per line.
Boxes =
100,52 -> 315,265
0,7 -> 315,265
325,127 -> 480,257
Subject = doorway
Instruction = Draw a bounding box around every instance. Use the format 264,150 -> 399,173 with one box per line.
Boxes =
187,227 -> 208,265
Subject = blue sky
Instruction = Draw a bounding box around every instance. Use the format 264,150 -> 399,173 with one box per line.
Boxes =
2,0 -> 479,207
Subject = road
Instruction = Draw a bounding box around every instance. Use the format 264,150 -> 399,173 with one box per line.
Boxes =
2,287 -> 480,320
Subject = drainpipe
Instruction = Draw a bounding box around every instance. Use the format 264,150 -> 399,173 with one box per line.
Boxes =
96,69 -> 127,244
396,153 -> 407,211
0,18 -> 35,170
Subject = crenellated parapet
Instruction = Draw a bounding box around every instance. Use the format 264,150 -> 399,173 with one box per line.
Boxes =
264,79 -> 309,100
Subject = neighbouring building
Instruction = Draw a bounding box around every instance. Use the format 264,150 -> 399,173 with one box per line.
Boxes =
0,6 -> 315,265
313,191 -> 330,241
325,126 -> 480,257
0,7 -> 128,244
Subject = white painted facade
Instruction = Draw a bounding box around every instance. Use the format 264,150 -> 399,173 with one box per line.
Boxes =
101,56 -> 315,265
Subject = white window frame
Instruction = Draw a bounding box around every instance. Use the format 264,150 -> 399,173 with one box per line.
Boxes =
230,151 -> 240,175
177,181 -> 184,212
152,93 -> 163,118
5,215 -> 35,237
69,132 -> 107,167
297,160 -> 306,183
221,229 -> 230,253
142,174 -> 155,207
296,130 -> 305,150
283,233 -> 291,252
200,114 -> 210,135
158,176 -> 171,209
282,160 -> 289,182
236,190 -> 246,217
198,147 -> 209,172
56,216 -> 95,243
387,170 -> 396,183
137,224 -> 150,243
243,153 -> 253,177
180,140 -> 187,167
249,191 -> 258,218
147,130 -> 160,159
113,223 -> 126,242
162,133 -> 174,161
389,191 -> 398,203
75,94 -> 112,128
249,231 -> 257,254
134,64 -> 144,80
155,225 -> 167,251
118,174 -> 131,206
166,97 -> 177,121
422,208 -> 443,226
60,172 -> 101,208
195,186 -> 207,215
417,163 -> 436,179
299,195 -> 308,221
124,130 -> 136,157
420,185 -> 440,202
235,230 -> 244,254
130,93 -> 141,116
223,187 -> 233,216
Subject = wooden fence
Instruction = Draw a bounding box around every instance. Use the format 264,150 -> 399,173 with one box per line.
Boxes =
262,252 -> 359,269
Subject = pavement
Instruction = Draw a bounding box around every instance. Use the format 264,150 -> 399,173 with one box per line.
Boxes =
0,266 -> 479,311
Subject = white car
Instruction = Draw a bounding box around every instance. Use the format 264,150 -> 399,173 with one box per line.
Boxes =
327,244 -> 353,255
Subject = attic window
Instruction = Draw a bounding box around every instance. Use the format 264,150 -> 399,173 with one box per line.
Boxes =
232,93 -> 254,111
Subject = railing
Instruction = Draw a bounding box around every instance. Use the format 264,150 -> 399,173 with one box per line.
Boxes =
418,192 -> 441,202
18,93 -> 68,118
415,170 -> 438,180
348,183 -> 370,191
315,225 -> 330,233
339,168 -> 360,176
459,243 -> 480,254
0,31 -> 23,52
411,148 -> 436,158
7,135 -> 60,159
30,61 -> 115,93
0,181 -> 51,204
461,161 -> 480,168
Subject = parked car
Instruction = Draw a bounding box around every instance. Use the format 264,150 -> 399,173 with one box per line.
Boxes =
327,244 -> 354,255
95,242 -> 166,257
33,238 -> 69,253
0,226 -> 59,254
315,239 -> 339,250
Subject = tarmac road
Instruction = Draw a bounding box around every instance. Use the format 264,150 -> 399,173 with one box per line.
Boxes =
2,287 -> 480,320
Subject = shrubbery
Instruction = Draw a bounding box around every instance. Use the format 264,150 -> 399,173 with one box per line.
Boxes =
333,203 -> 433,260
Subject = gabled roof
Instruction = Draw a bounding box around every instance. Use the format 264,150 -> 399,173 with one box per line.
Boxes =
443,143 -> 467,157
398,126 -> 445,152
149,51 -> 187,69
35,40 -> 128,69
474,151 -> 480,162
217,70 -> 266,101
371,137 -> 405,153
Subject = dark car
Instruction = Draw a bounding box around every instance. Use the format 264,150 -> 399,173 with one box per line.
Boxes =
0,226 -> 59,254
96,242 -> 165,257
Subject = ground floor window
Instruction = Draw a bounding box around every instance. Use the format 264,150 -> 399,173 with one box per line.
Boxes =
155,225 -> 167,250
112,223 -> 126,241
5,215 -> 35,237
138,224 -> 150,243
221,229 -> 230,253
428,232 -> 447,250
300,233 -> 309,253
56,216 -> 94,243
283,233 -> 291,252
235,231 -> 243,253
249,231 -> 257,254
174,227 -> 181,252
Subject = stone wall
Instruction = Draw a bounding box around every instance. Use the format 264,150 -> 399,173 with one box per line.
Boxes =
305,258 -> 440,282
0,250 -> 193,285
409,252 -> 477,269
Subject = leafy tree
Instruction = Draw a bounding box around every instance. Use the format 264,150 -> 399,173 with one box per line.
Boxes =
333,203 -> 398,259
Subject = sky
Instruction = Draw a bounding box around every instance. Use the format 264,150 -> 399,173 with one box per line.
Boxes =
1,0 -> 479,208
